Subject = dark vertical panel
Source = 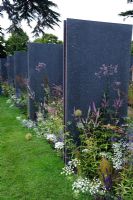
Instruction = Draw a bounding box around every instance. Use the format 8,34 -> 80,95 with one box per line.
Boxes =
14,51 -> 28,96
28,43 -> 63,120
64,18 -> 132,137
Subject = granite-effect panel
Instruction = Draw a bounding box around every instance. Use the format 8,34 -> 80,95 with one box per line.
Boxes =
14,51 -> 28,96
28,43 -> 63,120
64,18 -> 132,138
0,58 -> 8,82
7,56 -> 15,86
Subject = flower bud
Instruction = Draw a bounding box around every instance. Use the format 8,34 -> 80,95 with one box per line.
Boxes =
74,109 -> 82,117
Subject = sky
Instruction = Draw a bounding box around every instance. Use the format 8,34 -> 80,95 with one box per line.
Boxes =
0,0 -> 133,40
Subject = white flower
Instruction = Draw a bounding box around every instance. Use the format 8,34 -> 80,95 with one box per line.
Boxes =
89,178 -> 101,195
112,142 -> 123,170
21,119 -> 36,129
55,141 -> 64,150
45,134 -> 57,143
72,177 -> 103,195
61,165 -> 74,176
61,158 -> 80,177
68,158 -> 80,167
72,177 -> 90,194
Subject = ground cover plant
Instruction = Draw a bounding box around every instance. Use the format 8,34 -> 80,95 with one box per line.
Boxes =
1,81 -> 28,115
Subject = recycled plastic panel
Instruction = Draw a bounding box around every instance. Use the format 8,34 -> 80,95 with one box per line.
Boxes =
0,58 -> 8,82
64,18 -> 132,138
28,43 -> 63,120
14,51 -> 28,97
7,55 -> 15,86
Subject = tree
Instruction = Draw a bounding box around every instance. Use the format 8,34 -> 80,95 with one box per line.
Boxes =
119,0 -> 133,18
0,35 -> 7,58
0,0 -> 60,36
34,33 -> 63,44
6,28 -> 29,55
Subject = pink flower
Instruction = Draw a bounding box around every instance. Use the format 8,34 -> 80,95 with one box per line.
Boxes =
47,106 -> 57,115
35,62 -> 46,72
113,98 -> 123,110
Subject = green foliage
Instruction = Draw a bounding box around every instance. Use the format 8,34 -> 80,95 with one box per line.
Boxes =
128,82 -> 133,106
1,82 -> 28,115
1,82 -> 14,96
0,0 -> 60,36
131,41 -> 133,55
119,10 -> 133,18
6,28 -> 29,55
0,34 -> 7,58
36,84 -> 64,137
0,26 -> 3,34
114,167 -> 133,199
38,113 -> 63,136
15,93 -> 28,115
79,137 -> 99,178
119,0 -> 133,18
64,106 -> 131,199
99,157 -> 112,183
63,65 -> 131,199
34,33 -> 63,44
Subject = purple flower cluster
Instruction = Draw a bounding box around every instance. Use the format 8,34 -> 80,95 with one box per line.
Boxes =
101,94 -> 109,109
113,98 -> 123,111
95,64 -> 118,78
35,62 -> 46,72
102,169 -> 112,191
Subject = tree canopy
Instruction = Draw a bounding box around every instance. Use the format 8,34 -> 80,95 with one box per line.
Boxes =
34,33 -> 62,44
6,28 -> 29,55
119,0 -> 133,18
0,35 -> 6,58
0,0 -> 60,36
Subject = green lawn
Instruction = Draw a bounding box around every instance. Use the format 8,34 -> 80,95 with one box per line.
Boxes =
0,97 -> 77,200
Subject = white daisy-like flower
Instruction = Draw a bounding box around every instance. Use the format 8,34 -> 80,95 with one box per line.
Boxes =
72,177 -> 90,194
55,141 -> 64,150
112,142 -> 123,170
61,165 -> 74,176
45,134 -> 57,143
68,158 -> 80,167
